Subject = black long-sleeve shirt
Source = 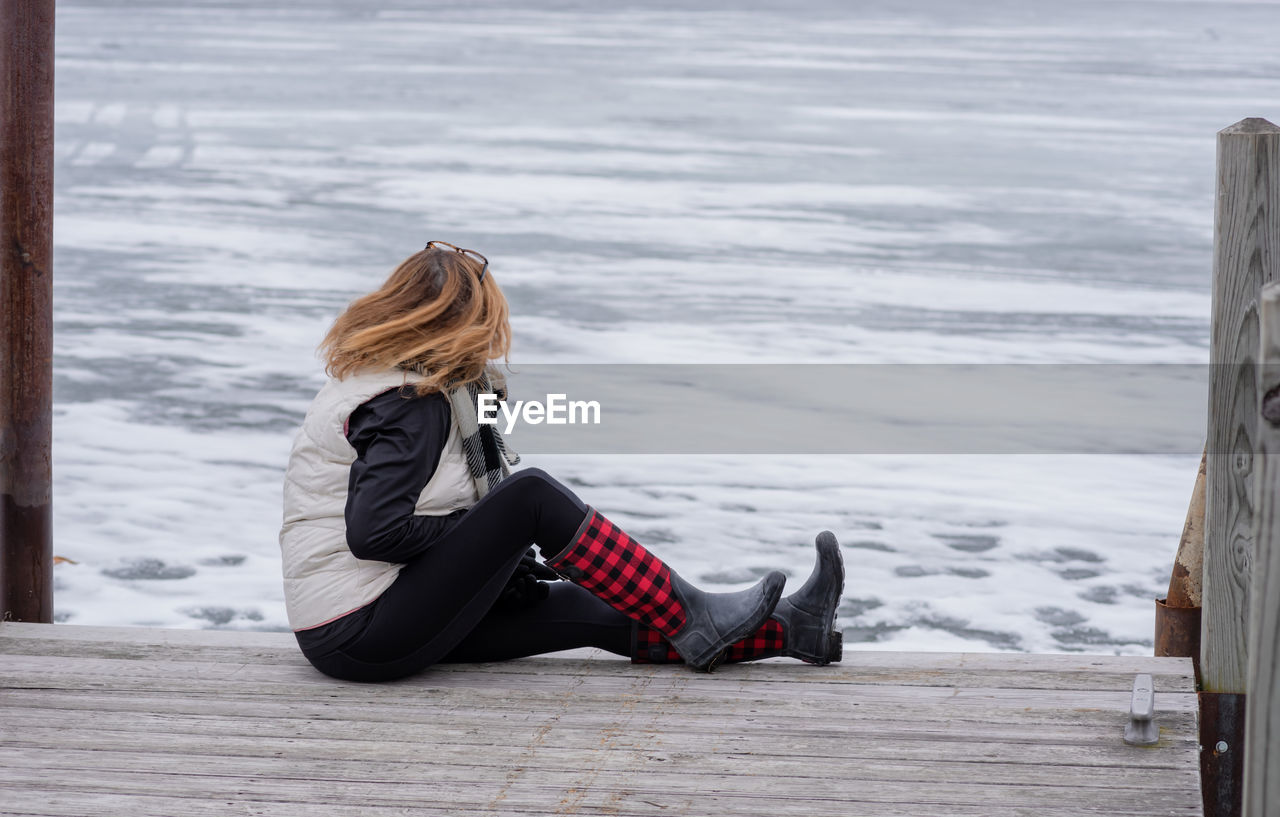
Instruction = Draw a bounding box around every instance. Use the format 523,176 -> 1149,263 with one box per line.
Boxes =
296,387 -> 459,656
343,386 -> 462,564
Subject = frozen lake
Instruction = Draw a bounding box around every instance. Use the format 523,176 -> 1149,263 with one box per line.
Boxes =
49,0 -> 1280,653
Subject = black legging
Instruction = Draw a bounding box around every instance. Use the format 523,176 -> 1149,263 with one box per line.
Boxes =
298,468 -> 633,682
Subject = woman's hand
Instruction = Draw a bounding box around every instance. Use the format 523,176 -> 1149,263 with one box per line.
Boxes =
496,548 -> 560,610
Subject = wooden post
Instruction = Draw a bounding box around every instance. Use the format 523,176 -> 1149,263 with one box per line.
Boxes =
1244,282 -> 1280,817
1202,117 -> 1280,817
0,0 -> 55,623
1203,117 -> 1280,691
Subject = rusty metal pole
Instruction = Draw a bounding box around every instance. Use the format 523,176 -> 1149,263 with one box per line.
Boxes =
0,0 -> 55,623
1156,447 -> 1206,680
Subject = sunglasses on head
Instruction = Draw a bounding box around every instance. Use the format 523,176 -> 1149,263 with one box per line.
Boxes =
425,241 -> 489,283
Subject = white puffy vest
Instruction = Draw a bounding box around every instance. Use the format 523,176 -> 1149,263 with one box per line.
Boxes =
279,369 -> 478,630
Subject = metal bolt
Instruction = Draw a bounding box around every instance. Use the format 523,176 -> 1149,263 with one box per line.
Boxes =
1215,740 -> 1229,753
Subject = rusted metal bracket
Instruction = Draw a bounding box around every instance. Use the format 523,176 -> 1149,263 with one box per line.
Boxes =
1124,674 -> 1159,746
1199,691 -> 1245,817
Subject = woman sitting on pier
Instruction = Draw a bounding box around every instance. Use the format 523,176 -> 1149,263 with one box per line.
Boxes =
279,243 -> 845,682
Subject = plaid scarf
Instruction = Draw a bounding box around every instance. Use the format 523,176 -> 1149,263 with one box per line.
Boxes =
447,368 -> 520,499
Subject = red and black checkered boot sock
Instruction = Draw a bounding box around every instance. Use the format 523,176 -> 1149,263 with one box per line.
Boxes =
548,509 -> 688,637
724,618 -> 785,662
632,623 -> 682,664
632,618 -> 786,664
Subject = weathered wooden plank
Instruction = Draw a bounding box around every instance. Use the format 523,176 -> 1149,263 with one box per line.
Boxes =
1245,281 -> 1280,817
0,707 -> 1198,773
0,754 -> 1202,813
0,623 -> 1203,816
0,646 -> 1198,698
0,621 -> 296,646
0,659 -> 1197,715
1204,117 -> 1280,695
0,715 -> 1198,773
0,666 -> 1198,707
0,787 -> 1198,817
0,643 -> 1196,694
0,742 -> 1201,792
0,697 -> 1198,750
0,623 -> 1195,669
0,690 -> 1200,757
0,622 -> 1198,677
0,686 -> 1172,732
0,791 -> 461,817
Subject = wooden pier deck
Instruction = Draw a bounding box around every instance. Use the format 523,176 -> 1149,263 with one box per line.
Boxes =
0,623 -> 1202,816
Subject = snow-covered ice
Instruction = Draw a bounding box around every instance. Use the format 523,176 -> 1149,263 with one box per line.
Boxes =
47,0 -> 1280,655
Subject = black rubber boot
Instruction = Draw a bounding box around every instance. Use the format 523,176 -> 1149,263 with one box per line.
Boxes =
772,531 -> 844,665
547,507 -> 786,673
667,570 -> 787,672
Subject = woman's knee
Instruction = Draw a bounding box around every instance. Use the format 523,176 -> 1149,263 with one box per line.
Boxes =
507,466 -> 552,485
483,467 -> 587,546
501,467 -> 584,509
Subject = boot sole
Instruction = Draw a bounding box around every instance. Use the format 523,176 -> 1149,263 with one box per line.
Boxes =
826,630 -> 843,663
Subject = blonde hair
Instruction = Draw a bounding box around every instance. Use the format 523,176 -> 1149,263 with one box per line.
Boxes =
320,247 -> 510,395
